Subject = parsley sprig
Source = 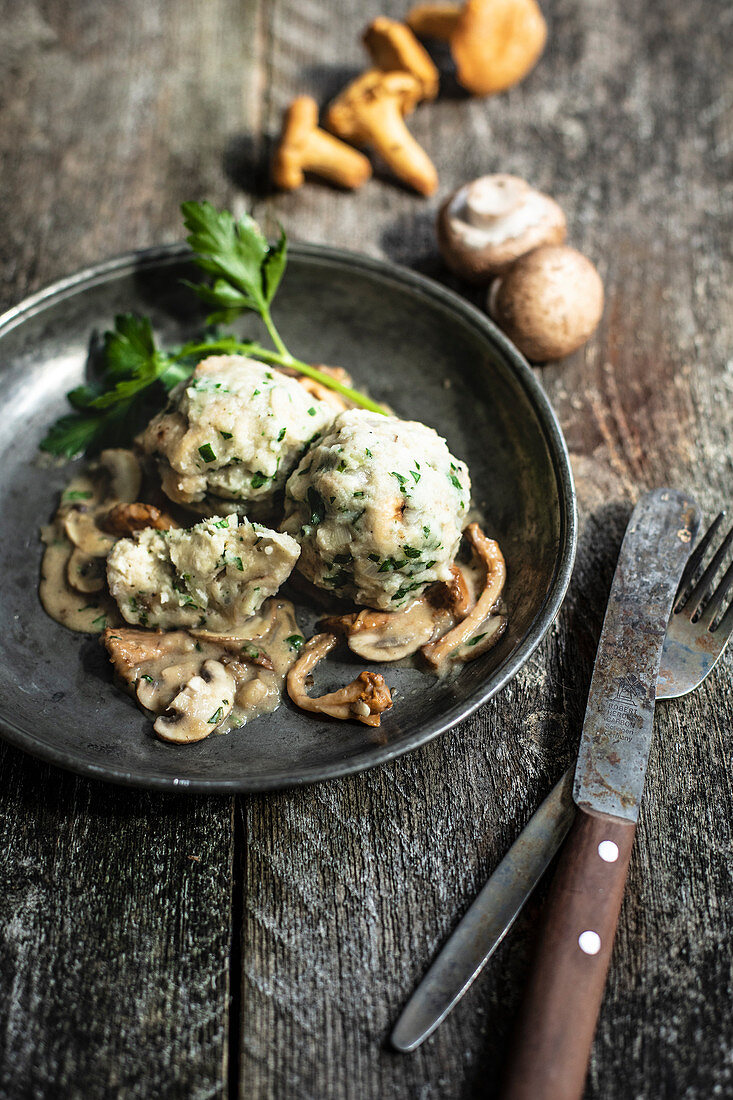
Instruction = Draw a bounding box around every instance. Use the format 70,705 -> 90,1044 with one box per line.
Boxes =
40,201 -> 386,458
181,202 -> 386,413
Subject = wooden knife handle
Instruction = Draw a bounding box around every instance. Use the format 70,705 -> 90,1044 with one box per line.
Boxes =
500,808 -> 637,1100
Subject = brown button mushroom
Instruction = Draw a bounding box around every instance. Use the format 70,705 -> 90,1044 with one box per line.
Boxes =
324,70 -> 438,196
363,16 -> 440,101
407,0 -> 547,97
488,245 -> 605,362
437,174 -> 566,283
273,95 -> 372,191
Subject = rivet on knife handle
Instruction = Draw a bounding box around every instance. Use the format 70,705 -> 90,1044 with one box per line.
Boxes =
500,489 -> 700,1100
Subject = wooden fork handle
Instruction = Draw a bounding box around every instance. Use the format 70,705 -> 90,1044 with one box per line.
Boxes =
500,808 -> 636,1100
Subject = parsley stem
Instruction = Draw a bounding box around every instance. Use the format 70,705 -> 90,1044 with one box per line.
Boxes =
262,307 -> 291,361
277,355 -> 388,415
174,341 -> 388,416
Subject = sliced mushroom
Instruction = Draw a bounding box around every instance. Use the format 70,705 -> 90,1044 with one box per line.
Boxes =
322,599 -> 440,662
63,509 -> 116,556
99,448 -> 142,502
158,462 -> 206,506
67,548 -> 107,593
422,523 -> 506,668
154,659 -> 235,744
449,613 -> 507,661
57,472 -> 104,512
135,665 -> 186,711
100,501 -> 178,536
287,634 -> 393,726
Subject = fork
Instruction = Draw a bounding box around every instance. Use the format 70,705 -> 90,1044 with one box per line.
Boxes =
658,511 -> 733,695
392,511 -> 733,1053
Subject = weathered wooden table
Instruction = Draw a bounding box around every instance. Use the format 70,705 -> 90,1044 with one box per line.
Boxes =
1,1 -> 731,1096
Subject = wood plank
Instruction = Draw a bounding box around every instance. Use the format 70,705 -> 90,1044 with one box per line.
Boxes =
0,759 -> 234,1099
0,0 -> 265,1095
0,0 -> 259,306
240,0 -> 733,1096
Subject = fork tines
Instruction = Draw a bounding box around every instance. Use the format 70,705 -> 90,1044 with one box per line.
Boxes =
674,511 -> 733,630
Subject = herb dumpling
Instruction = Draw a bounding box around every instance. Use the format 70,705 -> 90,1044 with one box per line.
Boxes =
106,514 -> 300,631
142,356 -> 334,516
281,410 -> 470,610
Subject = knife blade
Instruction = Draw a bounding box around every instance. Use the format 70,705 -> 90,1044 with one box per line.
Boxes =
572,492 -> 699,821
500,488 -> 700,1100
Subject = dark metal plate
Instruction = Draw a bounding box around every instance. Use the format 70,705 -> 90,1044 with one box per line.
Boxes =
0,244 -> 576,791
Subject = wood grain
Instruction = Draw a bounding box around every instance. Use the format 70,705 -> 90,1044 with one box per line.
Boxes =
0,0 -> 731,1097
0,762 -> 234,1099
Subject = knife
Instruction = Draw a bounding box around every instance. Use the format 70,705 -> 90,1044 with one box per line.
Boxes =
497,488 -> 700,1100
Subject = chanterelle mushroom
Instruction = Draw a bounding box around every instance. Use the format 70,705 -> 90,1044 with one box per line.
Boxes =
99,502 -> 177,536
437,175 -> 566,283
325,70 -> 438,196
488,244 -> 604,362
273,95 -> 372,191
407,0 -> 547,97
296,376 -> 350,411
287,634 -> 393,726
429,564 -> 473,618
422,523 -> 506,668
363,16 -> 439,101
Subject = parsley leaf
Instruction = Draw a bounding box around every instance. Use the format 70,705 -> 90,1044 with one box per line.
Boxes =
182,200 -> 288,331
40,314 -> 181,458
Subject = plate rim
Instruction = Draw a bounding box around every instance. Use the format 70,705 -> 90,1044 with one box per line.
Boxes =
0,242 -> 577,792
